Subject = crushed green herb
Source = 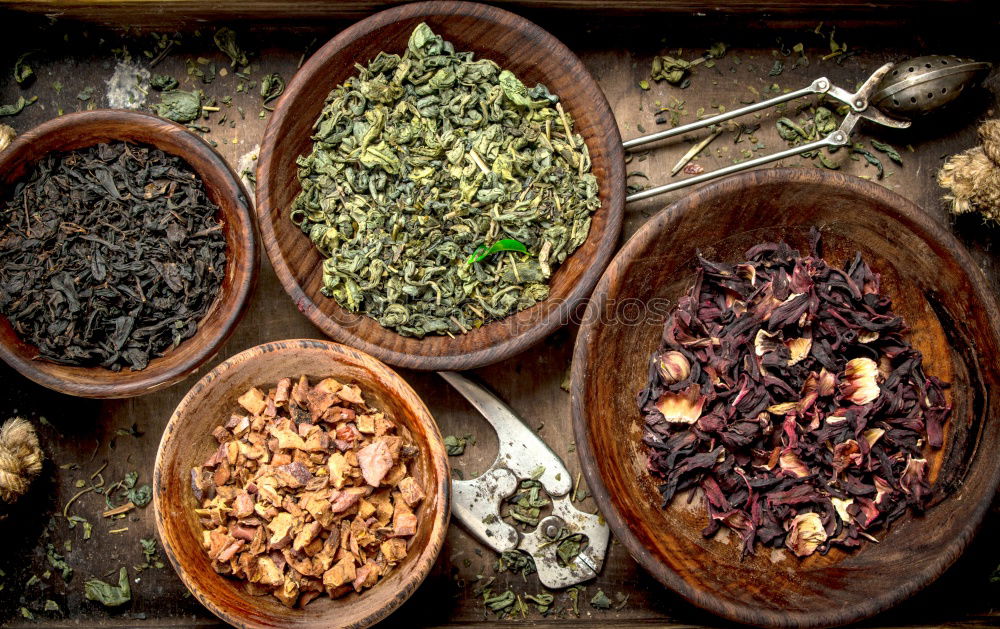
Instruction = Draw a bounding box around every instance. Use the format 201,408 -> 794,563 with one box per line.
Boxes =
213,27 -> 248,68
84,567 -> 131,607
590,589 -> 612,610
0,95 -> 37,117
154,89 -> 201,123
14,53 -> 33,85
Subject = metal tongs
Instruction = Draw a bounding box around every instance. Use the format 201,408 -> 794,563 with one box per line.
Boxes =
623,56 -> 991,202
439,371 -> 609,589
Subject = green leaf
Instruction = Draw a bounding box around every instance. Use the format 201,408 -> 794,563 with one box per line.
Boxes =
466,239 -> 528,265
590,589 -> 612,609
0,95 -> 37,117
871,139 -> 903,165
14,53 -> 33,85
84,567 -> 131,607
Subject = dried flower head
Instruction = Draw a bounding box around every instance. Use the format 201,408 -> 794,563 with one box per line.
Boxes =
841,357 -> 880,405
785,512 -> 828,557
654,384 -> 705,424
657,351 -> 691,384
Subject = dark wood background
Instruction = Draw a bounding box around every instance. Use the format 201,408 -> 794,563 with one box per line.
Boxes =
0,2 -> 997,626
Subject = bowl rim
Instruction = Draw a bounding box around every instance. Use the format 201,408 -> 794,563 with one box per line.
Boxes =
570,168 -> 1000,628
153,338 -> 451,629
0,109 -> 258,398
255,0 -> 625,371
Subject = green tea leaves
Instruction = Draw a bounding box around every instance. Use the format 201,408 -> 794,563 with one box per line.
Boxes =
466,239 -> 528,265
292,23 -> 597,338
84,567 -> 131,607
871,139 -> 903,165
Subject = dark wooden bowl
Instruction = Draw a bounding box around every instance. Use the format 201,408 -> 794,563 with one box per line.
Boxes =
0,110 -> 257,398
571,169 -> 1000,628
154,339 -> 450,629
256,0 -> 624,371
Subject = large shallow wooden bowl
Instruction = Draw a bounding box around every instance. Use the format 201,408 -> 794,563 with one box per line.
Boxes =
154,339 -> 450,629
572,169 -> 1000,628
0,110 -> 257,398
256,0 -> 624,371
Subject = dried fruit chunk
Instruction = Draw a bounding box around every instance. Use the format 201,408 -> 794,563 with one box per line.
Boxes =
195,376 -> 422,607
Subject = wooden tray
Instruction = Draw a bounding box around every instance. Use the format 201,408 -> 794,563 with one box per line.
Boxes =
0,3 -> 997,627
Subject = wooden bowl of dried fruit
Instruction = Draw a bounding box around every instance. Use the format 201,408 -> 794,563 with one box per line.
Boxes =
256,0 -> 624,371
153,339 -> 450,629
572,168 -> 1000,628
0,109 -> 257,398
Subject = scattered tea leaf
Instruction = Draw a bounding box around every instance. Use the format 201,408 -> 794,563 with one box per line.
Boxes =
444,435 -> 467,456
46,544 -> 72,581
150,74 -> 178,91
154,89 -> 201,123
871,139 -> 903,165
84,567 -> 131,607
590,589 -> 612,610
0,95 -> 37,116
213,27 -> 248,68
13,53 -> 33,85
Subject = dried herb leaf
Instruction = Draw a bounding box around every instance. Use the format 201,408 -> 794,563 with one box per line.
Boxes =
150,74 -> 178,91
871,139 -> 903,165
84,567 -> 131,607
590,589 -> 612,610
213,27 -> 248,68
0,95 -> 37,117
127,484 -> 152,507
46,544 -> 72,581
154,89 -> 201,123
13,53 -> 33,85
444,435 -> 467,456
260,73 -> 285,109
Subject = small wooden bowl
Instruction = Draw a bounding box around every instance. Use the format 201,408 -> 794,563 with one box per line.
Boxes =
256,0 -> 624,371
0,110 -> 257,398
572,169 -> 1000,628
154,339 -> 450,629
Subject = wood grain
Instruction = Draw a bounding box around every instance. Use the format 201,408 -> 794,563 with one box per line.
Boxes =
0,0 -> 988,29
572,168 -> 1000,628
153,339 -> 450,629
0,110 -> 258,398
256,0 -> 625,371
0,9 -> 999,629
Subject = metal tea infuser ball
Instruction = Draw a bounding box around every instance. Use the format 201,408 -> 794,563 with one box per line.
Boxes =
624,55 -> 992,202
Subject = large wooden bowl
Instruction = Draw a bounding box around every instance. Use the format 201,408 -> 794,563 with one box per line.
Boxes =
256,0 -> 624,371
572,169 -> 1000,628
0,110 -> 257,398
154,339 -> 450,629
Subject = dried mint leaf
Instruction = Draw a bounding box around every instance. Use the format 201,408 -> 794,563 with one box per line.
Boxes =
154,89 -> 201,123
443,435 -> 466,456
84,567 -> 130,607
0,95 -> 37,116
46,544 -> 72,581
14,53 -> 33,85
213,27 -> 247,68
871,139 -> 903,165
590,589 -> 612,610
150,74 -> 178,91
127,484 -> 152,507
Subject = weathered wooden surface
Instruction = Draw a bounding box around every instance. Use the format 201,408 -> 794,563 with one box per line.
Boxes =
0,6 -> 997,627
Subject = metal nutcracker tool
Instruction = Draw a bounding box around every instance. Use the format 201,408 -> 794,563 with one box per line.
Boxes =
439,371 -> 609,589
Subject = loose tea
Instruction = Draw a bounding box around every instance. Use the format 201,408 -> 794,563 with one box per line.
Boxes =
638,230 -> 950,557
0,142 -> 226,371
291,23 -> 599,338
192,376 -> 424,607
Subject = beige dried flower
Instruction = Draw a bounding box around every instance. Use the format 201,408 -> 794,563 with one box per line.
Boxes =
938,119 -> 1000,221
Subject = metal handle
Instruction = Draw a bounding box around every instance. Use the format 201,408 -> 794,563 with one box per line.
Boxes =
623,78 -> 832,151
626,131 -> 848,203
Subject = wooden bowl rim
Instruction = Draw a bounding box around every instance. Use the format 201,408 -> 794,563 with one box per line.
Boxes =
0,109 -> 258,398
570,168 -> 1000,628
153,338 -> 451,629
256,0 -> 625,371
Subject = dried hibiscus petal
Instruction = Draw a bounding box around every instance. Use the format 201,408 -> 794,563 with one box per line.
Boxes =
639,229 -> 950,558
